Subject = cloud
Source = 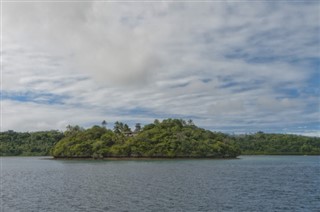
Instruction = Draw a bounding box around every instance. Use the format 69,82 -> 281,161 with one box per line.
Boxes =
1,2 -> 319,135
4,2 -> 165,86
5,2 -> 317,86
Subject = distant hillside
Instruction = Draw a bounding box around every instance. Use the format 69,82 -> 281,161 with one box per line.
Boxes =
0,130 -> 64,156
1,120 -> 319,157
232,132 -> 320,155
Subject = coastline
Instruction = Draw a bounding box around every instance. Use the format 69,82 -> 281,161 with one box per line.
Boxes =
51,155 -> 240,160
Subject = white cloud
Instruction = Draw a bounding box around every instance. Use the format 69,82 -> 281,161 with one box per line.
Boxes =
1,2 -> 319,135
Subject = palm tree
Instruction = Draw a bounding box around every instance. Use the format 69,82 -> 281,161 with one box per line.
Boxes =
101,120 -> 107,128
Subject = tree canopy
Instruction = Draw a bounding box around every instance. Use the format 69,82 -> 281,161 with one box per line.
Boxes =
1,119 -> 319,157
231,132 -> 320,155
52,119 -> 240,159
0,130 -> 64,156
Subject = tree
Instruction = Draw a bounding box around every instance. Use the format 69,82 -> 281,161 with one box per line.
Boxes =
114,121 -> 125,134
123,124 -> 132,134
134,123 -> 141,133
101,120 -> 107,128
187,119 -> 194,126
154,119 -> 160,125
65,125 -> 83,136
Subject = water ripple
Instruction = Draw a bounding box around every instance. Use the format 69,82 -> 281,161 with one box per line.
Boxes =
1,156 -> 319,212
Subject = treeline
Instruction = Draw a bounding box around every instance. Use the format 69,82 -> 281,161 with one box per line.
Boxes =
52,119 -> 240,159
0,130 -> 64,156
1,119 -> 319,157
231,132 -> 320,155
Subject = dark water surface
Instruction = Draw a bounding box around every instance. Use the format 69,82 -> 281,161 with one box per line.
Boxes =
1,156 -> 319,212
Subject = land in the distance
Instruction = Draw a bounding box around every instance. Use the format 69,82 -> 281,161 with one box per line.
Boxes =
1,119 -> 319,158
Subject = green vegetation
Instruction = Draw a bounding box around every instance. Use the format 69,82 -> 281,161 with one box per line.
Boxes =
1,119 -> 319,157
52,119 -> 240,159
232,132 -> 320,155
0,130 -> 64,156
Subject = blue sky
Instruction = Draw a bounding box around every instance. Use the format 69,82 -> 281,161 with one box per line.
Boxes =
1,1 -> 319,136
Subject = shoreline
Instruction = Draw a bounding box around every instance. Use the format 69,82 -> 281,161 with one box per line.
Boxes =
0,154 -> 320,160
51,156 -> 239,160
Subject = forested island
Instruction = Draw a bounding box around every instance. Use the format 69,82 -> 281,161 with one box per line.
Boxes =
0,130 -> 64,156
52,119 -> 240,158
1,119 -> 319,158
231,132 -> 320,155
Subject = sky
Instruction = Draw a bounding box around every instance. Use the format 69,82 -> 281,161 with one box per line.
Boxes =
1,1 -> 319,136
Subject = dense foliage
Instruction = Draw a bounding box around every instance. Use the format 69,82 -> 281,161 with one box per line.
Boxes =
0,130 -> 64,156
232,132 -> 320,155
1,120 -> 319,157
52,119 -> 241,158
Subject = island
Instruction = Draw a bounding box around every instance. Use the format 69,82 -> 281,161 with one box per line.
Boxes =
52,119 -> 241,159
1,119 -> 319,158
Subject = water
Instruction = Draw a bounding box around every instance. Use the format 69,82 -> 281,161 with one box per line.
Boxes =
1,156 -> 319,212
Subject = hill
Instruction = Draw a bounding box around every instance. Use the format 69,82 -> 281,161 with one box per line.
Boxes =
52,119 -> 240,159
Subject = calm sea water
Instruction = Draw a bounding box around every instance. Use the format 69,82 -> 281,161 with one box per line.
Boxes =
1,156 -> 319,212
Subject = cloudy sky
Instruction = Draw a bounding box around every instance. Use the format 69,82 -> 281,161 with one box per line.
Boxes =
1,1 -> 319,136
